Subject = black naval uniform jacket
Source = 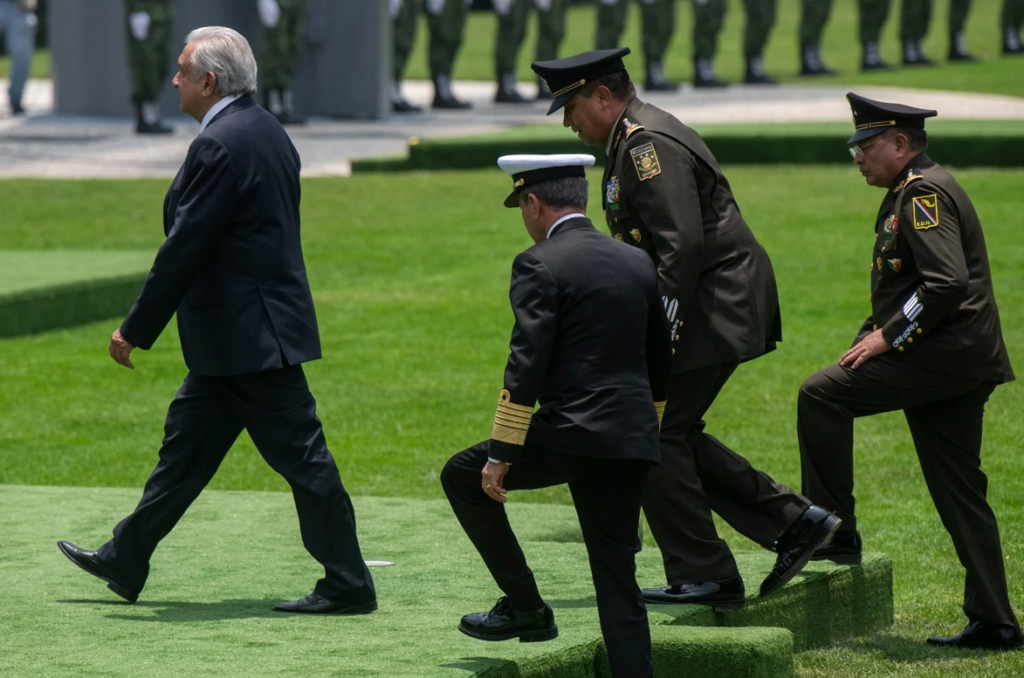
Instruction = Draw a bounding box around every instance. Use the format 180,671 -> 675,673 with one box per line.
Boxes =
120,96 -> 322,376
861,154 -> 1014,383
601,97 -> 782,373
488,217 -> 673,465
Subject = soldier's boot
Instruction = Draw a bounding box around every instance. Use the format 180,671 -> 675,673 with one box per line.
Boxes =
432,74 -> 473,110
11,99 -> 25,115
861,40 -> 895,71
536,77 -> 553,101
693,58 -> 728,88
902,41 -> 937,66
644,61 -> 679,92
744,56 -> 778,85
136,102 -> 173,135
267,88 -> 306,126
800,45 -> 836,76
948,31 -> 980,62
495,72 -> 531,104
1006,29 -> 1024,55
392,81 -> 423,113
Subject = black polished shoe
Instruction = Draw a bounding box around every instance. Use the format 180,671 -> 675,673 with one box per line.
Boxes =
642,575 -> 746,611
273,592 -> 377,615
861,59 -> 895,71
11,102 -> 25,115
760,506 -> 841,597
432,74 -> 472,110
392,98 -> 423,113
459,597 -> 558,643
927,621 -> 1024,651
495,73 -> 531,104
644,61 -> 679,92
903,42 -> 937,66
811,530 -> 863,565
57,541 -> 139,603
948,49 -> 981,63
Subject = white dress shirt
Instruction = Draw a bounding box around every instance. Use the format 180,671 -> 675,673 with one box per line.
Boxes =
198,94 -> 241,135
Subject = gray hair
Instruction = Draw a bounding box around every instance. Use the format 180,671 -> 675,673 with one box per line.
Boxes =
519,176 -> 589,211
185,26 -> 258,97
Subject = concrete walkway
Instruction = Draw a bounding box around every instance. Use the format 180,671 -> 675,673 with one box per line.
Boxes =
3,78 -> 1024,179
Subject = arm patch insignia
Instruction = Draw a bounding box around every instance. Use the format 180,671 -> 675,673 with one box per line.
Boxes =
912,194 -> 939,230
630,143 -> 661,181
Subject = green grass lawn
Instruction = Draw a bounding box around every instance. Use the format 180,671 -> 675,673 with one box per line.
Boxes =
403,0 -> 1024,97
1,167 -> 1023,676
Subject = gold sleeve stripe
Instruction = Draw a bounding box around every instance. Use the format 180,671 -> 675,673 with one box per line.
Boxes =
491,389 -> 533,447
654,401 -> 666,424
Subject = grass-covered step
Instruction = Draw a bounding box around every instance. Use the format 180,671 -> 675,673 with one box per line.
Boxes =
0,250 -> 151,338
2,485 -> 884,677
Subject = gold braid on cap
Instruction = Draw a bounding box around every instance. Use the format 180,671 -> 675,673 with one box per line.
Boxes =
654,401 -> 666,428
855,120 -> 897,131
491,389 -> 533,446
551,79 -> 586,98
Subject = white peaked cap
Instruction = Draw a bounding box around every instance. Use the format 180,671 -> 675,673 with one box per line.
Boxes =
497,154 -> 596,207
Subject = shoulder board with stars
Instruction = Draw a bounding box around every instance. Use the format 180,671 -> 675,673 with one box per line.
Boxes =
621,117 -> 645,140
893,170 -> 924,194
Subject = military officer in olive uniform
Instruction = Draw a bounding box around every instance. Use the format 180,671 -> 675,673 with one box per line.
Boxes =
1005,0 -> 1024,53
257,0 -> 305,125
126,0 -> 173,134
800,0 -> 836,75
534,0 -> 569,99
426,0 -> 473,109
741,0 -> 778,84
533,49 -> 842,607
692,0 -> 729,87
494,0 -> 531,103
800,93 -> 1022,651
595,0 -> 678,91
900,0 -> 978,65
391,0 -> 422,112
858,0 -> 894,70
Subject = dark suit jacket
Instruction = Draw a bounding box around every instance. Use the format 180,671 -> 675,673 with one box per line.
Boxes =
602,98 -> 782,373
489,217 -> 672,464
120,96 -> 321,376
858,154 -> 1014,383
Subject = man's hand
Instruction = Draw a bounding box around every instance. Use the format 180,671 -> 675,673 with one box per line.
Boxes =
109,329 -> 136,370
481,461 -> 510,503
840,328 -> 890,369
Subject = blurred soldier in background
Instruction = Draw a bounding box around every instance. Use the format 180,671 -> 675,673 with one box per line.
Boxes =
494,0 -> 530,103
900,0 -> 978,65
0,0 -> 37,115
534,0 -> 568,99
427,0 -> 472,108
692,0 -> 728,87
596,0 -> 678,91
742,0 -> 777,83
391,0 -> 422,112
1007,0 -> 1024,54
126,0 -> 173,134
800,0 -> 836,76
258,0 -> 305,125
858,0 -> 894,70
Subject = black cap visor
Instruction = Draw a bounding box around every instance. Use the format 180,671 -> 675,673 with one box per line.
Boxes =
503,165 -> 588,208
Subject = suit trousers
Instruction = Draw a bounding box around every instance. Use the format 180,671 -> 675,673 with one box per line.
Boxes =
96,365 -> 376,605
798,356 -> 1016,626
441,441 -> 653,678
642,363 -> 809,585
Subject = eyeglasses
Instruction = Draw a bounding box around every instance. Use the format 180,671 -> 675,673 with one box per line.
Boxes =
848,138 -> 881,159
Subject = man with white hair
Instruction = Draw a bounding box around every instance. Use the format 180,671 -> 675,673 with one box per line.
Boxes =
56,27 -> 377,616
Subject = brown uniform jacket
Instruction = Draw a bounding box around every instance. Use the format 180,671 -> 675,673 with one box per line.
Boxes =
602,97 -> 782,373
860,154 -> 1014,383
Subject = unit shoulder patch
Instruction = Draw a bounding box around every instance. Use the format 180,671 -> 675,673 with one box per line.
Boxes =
630,142 -> 662,181
911,193 -> 940,230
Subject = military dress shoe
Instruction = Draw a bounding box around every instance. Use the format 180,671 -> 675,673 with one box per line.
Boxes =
811,530 -> 862,565
760,506 -> 841,597
57,541 -> 139,603
642,575 -> 746,610
927,621 -> 1024,651
274,592 -> 377,615
459,596 -> 558,643
644,62 -> 679,92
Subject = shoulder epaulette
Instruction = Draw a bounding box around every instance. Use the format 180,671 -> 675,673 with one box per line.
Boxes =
622,117 -> 645,140
893,170 -> 924,193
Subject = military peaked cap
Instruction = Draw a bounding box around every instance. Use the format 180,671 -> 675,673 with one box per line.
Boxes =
532,48 -> 631,115
497,154 -> 596,208
846,92 -> 938,143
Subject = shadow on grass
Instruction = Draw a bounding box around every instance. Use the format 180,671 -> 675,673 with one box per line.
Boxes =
548,597 -> 597,609
58,598 -> 280,622
837,630 -> 1009,663
440,657 -> 516,674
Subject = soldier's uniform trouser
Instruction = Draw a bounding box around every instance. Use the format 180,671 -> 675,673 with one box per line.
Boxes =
693,0 -> 727,60
495,0 -> 530,76
1006,0 -> 1024,32
595,0 -> 675,64
0,0 -> 35,108
535,0 -> 569,62
900,0 -> 973,44
641,362 -> 810,584
858,0 -> 891,44
261,0 -> 304,90
799,355 -> 1017,626
426,0 -> 470,77
393,0 -> 420,81
800,0 -> 834,49
742,0 -> 777,59
126,0 -> 173,105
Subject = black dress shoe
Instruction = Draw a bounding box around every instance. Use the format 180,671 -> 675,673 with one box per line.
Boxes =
459,597 -> 558,643
861,59 -> 895,71
645,61 -> 679,92
642,575 -> 746,610
392,98 -> 423,113
11,102 -> 25,115
57,541 -> 139,603
274,592 -> 377,615
800,62 -> 837,77
693,76 -> 729,89
744,71 -> 778,85
760,505 -> 841,597
811,529 -> 862,565
432,74 -> 473,110
927,621 -> 1024,651
948,49 -> 981,63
